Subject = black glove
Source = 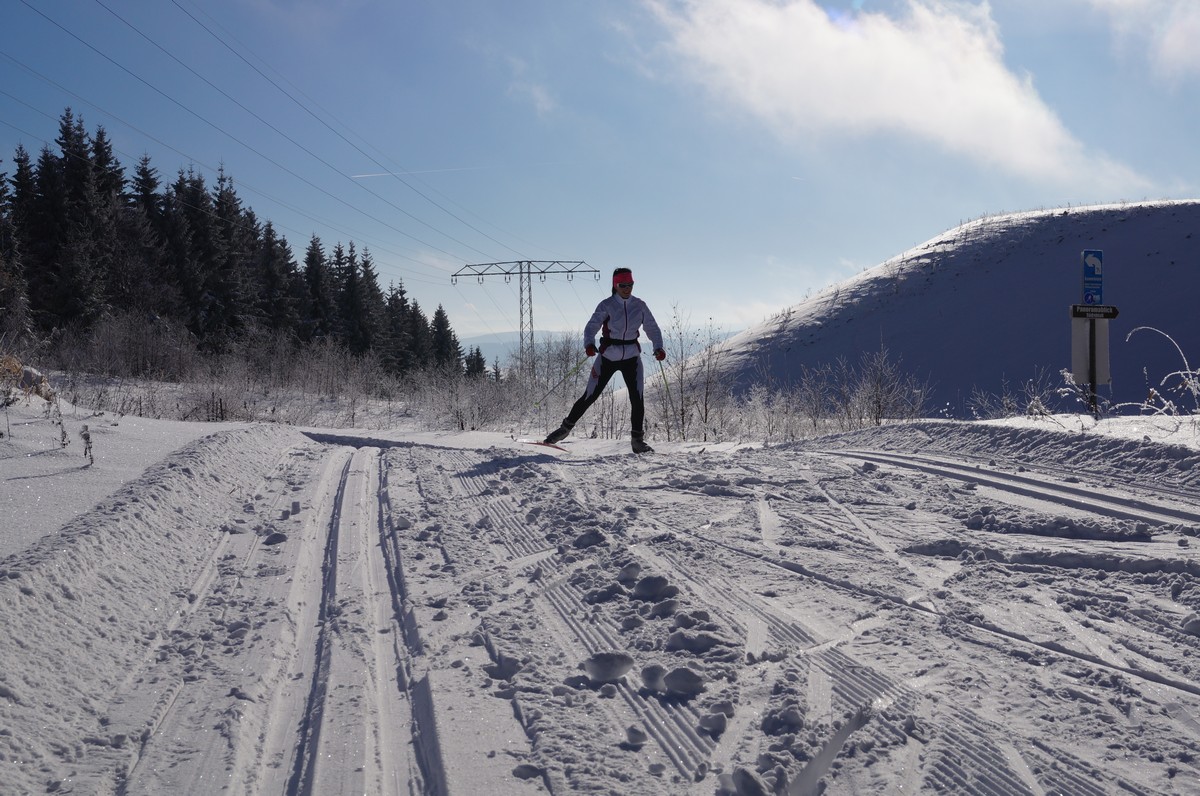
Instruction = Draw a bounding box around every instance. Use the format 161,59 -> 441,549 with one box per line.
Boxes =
586,343 -> 597,357
654,348 -> 666,361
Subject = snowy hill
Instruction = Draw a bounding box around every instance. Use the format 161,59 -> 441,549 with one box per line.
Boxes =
716,201 -> 1200,415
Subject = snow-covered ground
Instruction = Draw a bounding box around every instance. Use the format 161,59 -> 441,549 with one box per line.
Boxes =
4,398 -> 1200,795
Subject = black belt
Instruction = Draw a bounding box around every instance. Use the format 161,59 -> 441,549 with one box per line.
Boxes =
600,336 -> 638,346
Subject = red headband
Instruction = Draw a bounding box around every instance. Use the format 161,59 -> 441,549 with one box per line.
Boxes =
613,273 -> 634,287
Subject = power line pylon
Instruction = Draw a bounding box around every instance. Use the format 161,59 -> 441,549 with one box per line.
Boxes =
452,260 -> 597,380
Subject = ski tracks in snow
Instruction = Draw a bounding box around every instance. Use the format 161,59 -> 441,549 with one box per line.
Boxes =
598,446 -> 1200,794
77,440 -> 434,795
9,426 -> 1200,794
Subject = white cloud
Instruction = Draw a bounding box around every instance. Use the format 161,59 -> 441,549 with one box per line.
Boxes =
509,80 -> 557,117
1087,0 -> 1200,79
504,57 -> 557,117
645,0 -> 1147,191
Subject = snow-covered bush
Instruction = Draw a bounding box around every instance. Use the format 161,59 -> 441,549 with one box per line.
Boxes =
969,367 -> 1058,420
1123,326 -> 1200,416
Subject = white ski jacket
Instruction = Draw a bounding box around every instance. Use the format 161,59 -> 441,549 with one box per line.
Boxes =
584,294 -> 664,362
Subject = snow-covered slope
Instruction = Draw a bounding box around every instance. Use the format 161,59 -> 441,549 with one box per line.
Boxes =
716,201 -> 1200,415
5,402 -> 1200,794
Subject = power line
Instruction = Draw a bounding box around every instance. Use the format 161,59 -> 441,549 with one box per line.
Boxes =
452,261 -> 598,379
0,71 -> 450,287
16,0 -> 473,268
94,0 -> 507,265
7,1 -> 595,336
166,0 -> 531,262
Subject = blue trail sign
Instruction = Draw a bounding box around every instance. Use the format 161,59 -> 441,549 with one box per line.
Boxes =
1082,249 -> 1103,305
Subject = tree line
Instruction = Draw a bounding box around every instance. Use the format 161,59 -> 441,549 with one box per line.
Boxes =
0,108 -> 487,379
0,109 -> 934,437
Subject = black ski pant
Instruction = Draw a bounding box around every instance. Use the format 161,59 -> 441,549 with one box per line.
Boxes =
562,355 -> 645,436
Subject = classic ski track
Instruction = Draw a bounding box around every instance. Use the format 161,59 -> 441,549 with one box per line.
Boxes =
882,439 -> 1200,509
301,446 -> 418,795
375,450 -> 444,793
276,445 -> 435,796
633,465 -> 1188,793
281,448 -> 354,796
106,442 -> 326,794
825,448 -> 1200,529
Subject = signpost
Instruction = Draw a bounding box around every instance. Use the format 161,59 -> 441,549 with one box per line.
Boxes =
1070,250 -> 1116,416
1082,249 -> 1103,305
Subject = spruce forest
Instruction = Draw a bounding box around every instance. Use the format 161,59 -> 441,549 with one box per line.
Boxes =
0,109 -> 485,393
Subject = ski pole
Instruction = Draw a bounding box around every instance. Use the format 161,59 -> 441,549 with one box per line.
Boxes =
533,354 -> 591,408
658,359 -> 681,441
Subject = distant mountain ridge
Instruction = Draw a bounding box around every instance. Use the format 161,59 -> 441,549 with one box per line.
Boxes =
459,331 -> 572,366
713,201 -> 1200,416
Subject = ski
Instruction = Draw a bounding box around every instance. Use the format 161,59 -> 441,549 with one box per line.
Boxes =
518,440 -> 568,452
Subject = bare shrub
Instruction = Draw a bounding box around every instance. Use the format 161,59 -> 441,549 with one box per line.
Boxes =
1122,326 -> 1200,416
717,348 -> 928,442
969,367 -> 1058,420
406,365 -> 513,431
54,311 -> 200,380
794,364 -> 833,431
655,306 -> 734,442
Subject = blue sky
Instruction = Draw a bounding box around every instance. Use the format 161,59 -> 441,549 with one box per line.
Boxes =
2,0 -> 1198,340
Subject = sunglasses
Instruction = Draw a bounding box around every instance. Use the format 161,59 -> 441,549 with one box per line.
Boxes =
616,282 -> 634,288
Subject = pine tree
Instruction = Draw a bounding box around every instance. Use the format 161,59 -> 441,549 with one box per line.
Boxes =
357,247 -> 386,351
208,168 -> 256,345
4,147 -> 36,339
90,127 -> 125,199
162,169 -> 209,338
464,345 -> 486,378
301,235 -> 336,342
0,161 -> 32,341
383,280 -> 413,374
430,304 -> 462,370
89,126 -> 134,312
33,109 -> 107,329
407,299 -> 432,370
336,241 -> 369,353
132,155 -> 164,234
256,221 -> 300,334
7,145 -> 35,233
57,109 -> 94,216
22,145 -> 64,329
125,155 -> 172,315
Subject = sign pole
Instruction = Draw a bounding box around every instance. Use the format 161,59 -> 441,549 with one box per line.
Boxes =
1088,318 -> 1097,416
1071,249 -> 1115,418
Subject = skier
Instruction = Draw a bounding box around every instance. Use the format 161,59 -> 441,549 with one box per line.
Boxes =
545,267 -> 665,453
